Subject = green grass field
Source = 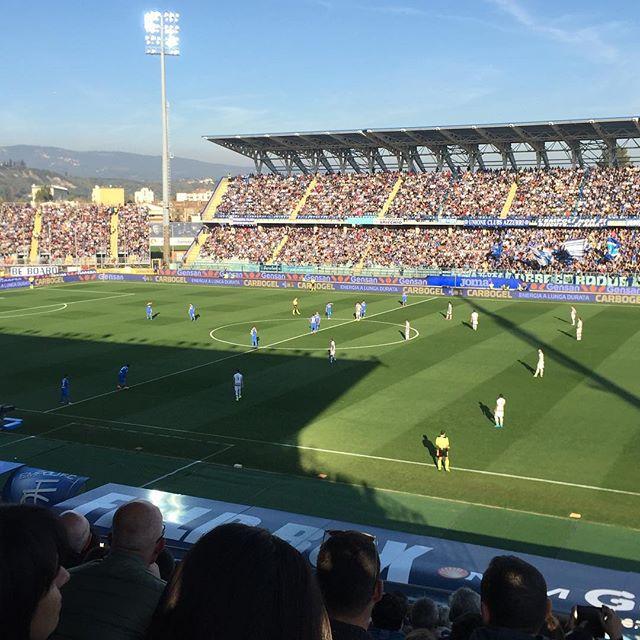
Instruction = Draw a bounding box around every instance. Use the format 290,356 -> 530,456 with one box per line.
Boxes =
1,282 -> 639,569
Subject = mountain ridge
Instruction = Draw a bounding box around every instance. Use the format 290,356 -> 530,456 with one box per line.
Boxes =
0,145 -> 251,183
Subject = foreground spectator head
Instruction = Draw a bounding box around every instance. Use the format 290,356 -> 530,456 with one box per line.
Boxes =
317,529 -> 382,633
449,587 -> 481,622
112,499 -> 165,564
411,597 -> 439,631
480,555 -> 550,634
148,522 -> 330,640
54,499 -> 166,640
0,504 -> 70,640
371,592 -> 407,634
59,510 -> 96,568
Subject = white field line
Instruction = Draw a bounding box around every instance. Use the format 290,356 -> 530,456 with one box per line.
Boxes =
16,408 -> 640,499
0,292 -> 134,316
140,445 -> 235,488
44,297 -> 438,412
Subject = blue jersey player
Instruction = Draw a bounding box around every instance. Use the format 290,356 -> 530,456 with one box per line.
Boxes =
146,302 -> 153,320
250,326 -> 258,348
314,312 -> 321,330
361,300 -> 367,317
117,364 -> 129,390
309,315 -> 317,333
401,292 -> 407,306
188,304 -> 196,321
60,375 -> 71,405
325,302 -> 333,319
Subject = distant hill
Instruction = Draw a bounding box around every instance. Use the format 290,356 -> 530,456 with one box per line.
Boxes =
0,145 -> 251,182
0,164 -> 161,201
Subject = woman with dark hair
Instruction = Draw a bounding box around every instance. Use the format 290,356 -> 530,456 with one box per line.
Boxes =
0,504 -> 70,640
147,522 -> 331,640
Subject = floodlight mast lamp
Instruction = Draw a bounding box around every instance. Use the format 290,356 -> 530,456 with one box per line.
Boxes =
144,10 -> 180,266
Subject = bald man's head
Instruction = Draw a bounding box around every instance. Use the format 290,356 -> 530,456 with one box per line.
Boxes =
112,500 -> 164,563
60,510 -> 91,554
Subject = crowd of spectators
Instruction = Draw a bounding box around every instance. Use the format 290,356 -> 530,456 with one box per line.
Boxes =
300,173 -> 398,218
0,203 -> 36,262
216,174 -> 313,218
199,224 -> 639,274
442,170 -> 513,218
0,203 -> 150,264
387,172 -> 452,219
509,168 -> 584,219
0,503 -> 627,640
576,166 -> 640,217
211,167 -> 640,220
39,203 -> 111,261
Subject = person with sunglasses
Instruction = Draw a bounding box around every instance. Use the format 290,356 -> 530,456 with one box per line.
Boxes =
317,529 -> 383,640
53,500 -> 166,640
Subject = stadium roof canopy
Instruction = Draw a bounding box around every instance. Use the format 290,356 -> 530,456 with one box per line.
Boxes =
205,116 -> 640,174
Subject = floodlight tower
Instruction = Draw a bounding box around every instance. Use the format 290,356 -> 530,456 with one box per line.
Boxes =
144,10 -> 180,266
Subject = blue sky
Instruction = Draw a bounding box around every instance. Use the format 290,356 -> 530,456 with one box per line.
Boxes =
1,0 -> 638,166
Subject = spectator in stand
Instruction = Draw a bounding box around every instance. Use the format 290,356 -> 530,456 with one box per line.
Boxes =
147,522 -> 330,640
472,555 -> 549,640
58,511 -> 99,570
54,500 -> 166,640
410,598 -> 440,638
449,588 -> 481,623
370,592 -> 408,640
0,504 -> 70,640
450,614 -> 483,640
317,529 -> 383,640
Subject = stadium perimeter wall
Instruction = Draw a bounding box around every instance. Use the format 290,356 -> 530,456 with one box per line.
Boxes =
2,269 -> 640,305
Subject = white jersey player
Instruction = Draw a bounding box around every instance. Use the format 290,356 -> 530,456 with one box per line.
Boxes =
233,370 -> 244,401
494,394 -> 506,428
570,306 -> 577,326
355,302 -> 362,321
470,311 -> 479,331
445,302 -> 453,321
329,339 -> 336,364
405,320 -> 411,341
534,349 -> 544,378
576,317 -> 583,341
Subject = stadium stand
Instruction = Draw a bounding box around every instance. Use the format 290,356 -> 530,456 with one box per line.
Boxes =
199,225 -> 638,274
0,203 -> 150,265
0,203 -> 36,262
206,167 -> 640,220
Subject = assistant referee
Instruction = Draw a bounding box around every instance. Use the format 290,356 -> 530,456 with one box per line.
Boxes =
435,430 -> 451,472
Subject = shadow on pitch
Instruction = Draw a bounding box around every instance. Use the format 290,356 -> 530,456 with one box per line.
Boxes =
554,316 -> 569,324
421,435 -> 437,465
557,329 -> 574,339
478,402 -> 494,423
517,359 -> 535,374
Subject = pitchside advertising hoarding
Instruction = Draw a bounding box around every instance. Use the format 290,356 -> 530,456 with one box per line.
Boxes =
3,269 -> 640,304
54,483 -> 640,618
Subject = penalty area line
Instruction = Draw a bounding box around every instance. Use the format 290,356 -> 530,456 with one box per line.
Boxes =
140,445 -> 235,488
17,409 -> 640,499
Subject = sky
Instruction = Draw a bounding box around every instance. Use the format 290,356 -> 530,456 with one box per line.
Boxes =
1,0 -> 639,166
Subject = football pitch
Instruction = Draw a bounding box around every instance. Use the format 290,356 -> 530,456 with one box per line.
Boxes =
1,281 -> 639,569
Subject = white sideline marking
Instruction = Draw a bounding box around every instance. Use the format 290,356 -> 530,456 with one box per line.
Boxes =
17,408 -> 640,499
44,297 -> 438,412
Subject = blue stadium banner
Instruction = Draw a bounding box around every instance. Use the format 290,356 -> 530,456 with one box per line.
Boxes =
2,467 -> 89,506
55,483 -> 640,616
0,460 -> 25,475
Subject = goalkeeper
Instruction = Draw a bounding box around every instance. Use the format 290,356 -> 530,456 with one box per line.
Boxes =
435,430 -> 451,472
